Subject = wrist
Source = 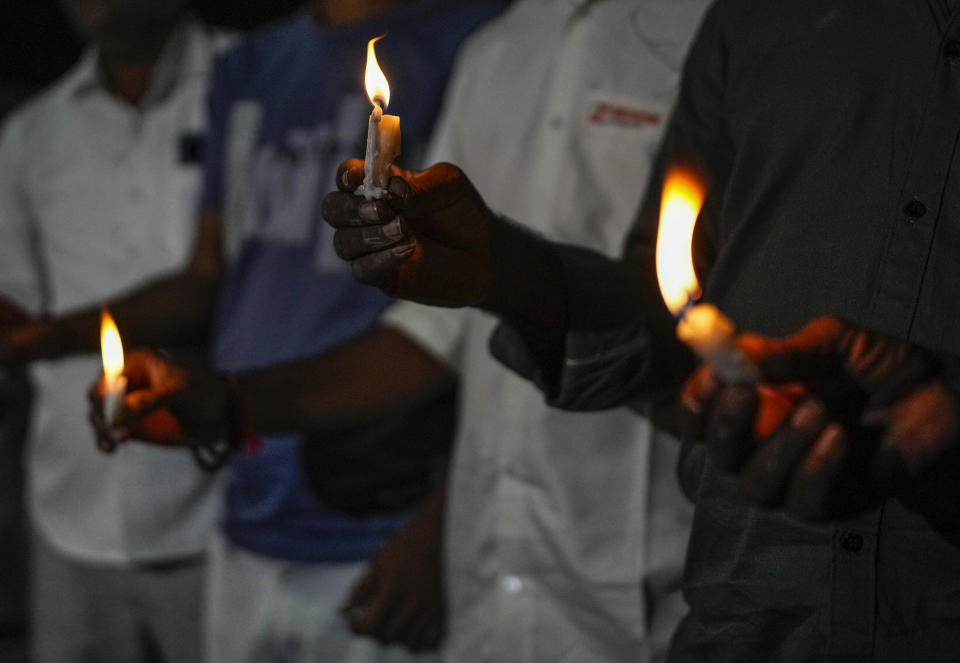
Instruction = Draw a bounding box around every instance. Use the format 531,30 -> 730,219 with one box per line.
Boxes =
187,372 -> 260,472
480,216 -> 567,330
2,316 -> 67,362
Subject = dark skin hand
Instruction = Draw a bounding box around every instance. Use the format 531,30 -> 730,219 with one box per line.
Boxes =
680,316 -> 956,520
89,348 -> 226,451
341,484 -> 447,651
88,327 -> 454,450
322,159 -> 567,333
323,160 -> 496,307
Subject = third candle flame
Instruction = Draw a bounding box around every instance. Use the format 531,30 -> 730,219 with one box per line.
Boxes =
100,308 -> 124,380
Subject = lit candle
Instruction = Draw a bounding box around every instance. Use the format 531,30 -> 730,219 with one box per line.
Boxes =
654,168 -> 757,382
356,35 -> 401,200
100,308 -> 127,424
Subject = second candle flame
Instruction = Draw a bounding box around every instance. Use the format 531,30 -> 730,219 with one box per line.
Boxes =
655,167 -> 706,316
364,35 -> 390,108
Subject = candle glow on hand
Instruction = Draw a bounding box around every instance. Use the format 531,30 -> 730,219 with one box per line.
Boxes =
357,35 -> 401,199
100,308 -> 127,424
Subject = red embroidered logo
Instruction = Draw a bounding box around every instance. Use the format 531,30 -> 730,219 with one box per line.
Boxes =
589,103 -> 661,128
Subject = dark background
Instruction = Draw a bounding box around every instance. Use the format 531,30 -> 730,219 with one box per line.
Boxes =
0,0 -> 306,114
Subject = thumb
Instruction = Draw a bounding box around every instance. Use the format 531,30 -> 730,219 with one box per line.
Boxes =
336,158 -> 367,192
120,385 -> 181,425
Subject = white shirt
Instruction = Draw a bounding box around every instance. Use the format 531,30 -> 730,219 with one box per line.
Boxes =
381,0 -> 709,660
0,21 -> 228,564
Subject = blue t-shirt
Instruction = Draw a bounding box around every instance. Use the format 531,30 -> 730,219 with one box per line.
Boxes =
202,2 -> 500,562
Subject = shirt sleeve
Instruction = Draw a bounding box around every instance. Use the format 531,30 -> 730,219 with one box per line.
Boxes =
0,117 -> 44,314
489,3 -> 729,411
380,300 -> 468,373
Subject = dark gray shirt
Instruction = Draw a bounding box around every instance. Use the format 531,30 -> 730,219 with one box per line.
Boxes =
493,0 -> 960,660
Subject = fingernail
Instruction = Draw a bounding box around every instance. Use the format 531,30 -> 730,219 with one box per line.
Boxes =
791,400 -> 824,430
359,202 -> 380,222
392,241 -> 415,257
341,169 -> 352,189
383,217 -> 403,240
809,424 -> 843,464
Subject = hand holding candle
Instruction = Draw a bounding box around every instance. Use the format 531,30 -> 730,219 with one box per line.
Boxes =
655,168 -> 757,383
99,308 -> 126,427
356,36 -> 401,200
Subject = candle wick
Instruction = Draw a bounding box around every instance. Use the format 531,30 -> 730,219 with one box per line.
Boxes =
679,294 -> 697,320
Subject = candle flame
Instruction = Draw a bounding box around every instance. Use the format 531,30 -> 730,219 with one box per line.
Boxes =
655,167 -> 706,316
100,308 -> 124,379
364,35 -> 390,108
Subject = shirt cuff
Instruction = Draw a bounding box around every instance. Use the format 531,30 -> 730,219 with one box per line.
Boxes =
490,243 -> 654,411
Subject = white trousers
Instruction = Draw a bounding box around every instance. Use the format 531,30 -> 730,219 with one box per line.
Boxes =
31,530 -> 204,663
205,530 -> 439,663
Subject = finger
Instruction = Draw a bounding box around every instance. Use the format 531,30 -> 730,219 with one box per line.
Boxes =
678,365 -> 720,443
387,172 -> 413,199
870,382 -> 957,487
405,608 -> 444,652
352,579 -> 403,639
88,408 -> 128,452
739,399 -> 827,506
783,423 -> 848,520
332,217 -> 412,260
739,317 -> 850,383
119,349 -> 163,390
323,191 -> 402,230
707,383 -> 759,472
119,384 -> 185,425
321,191 -> 363,228
753,383 -> 804,438
347,242 -> 417,292
335,158 -> 367,192
342,567 -> 379,619
378,597 -> 421,645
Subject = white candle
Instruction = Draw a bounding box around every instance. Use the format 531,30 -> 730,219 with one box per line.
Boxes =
356,36 -> 401,200
100,308 -> 127,424
676,302 -> 757,382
